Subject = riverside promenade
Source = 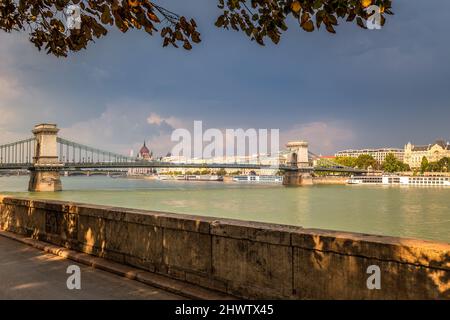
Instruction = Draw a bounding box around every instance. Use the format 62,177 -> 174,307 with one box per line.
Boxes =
0,195 -> 449,300
0,235 -> 182,299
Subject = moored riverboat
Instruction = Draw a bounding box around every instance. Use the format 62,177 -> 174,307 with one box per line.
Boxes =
347,175 -> 450,186
232,175 -> 283,184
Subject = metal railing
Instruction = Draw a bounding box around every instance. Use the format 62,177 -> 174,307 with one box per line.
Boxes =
0,137 -> 35,166
56,137 -> 135,164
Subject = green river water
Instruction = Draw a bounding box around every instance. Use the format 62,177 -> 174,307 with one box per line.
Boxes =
0,176 -> 449,243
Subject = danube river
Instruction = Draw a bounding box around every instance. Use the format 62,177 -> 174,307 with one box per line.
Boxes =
1,176 -> 449,243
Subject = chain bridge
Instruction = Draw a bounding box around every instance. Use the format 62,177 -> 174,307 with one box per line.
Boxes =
0,124 -> 366,191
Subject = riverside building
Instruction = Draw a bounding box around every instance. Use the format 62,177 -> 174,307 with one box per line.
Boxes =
127,141 -> 154,176
404,140 -> 450,169
335,148 -> 404,164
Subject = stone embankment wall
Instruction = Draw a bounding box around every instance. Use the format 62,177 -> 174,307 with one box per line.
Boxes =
312,176 -> 348,185
0,195 -> 448,299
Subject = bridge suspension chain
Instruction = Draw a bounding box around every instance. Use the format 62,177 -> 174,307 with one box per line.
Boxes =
308,150 -> 357,171
0,138 -> 35,165
57,137 -> 134,165
0,135 -> 364,173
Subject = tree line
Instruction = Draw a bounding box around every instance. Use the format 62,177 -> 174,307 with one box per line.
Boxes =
332,153 -> 450,173
420,157 -> 450,174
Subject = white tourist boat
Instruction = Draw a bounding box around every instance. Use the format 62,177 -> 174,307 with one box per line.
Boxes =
233,175 -> 283,184
157,174 -> 223,181
184,175 -> 223,181
347,175 -> 450,186
157,175 -> 175,180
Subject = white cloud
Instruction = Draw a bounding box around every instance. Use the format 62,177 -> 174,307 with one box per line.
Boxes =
281,121 -> 355,155
0,35 -> 25,112
147,112 -> 186,128
0,33 -> 57,136
0,128 -> 27,145
0,76 -> 22,100
146,113 -> 163,125
60,105 -> 190,156
90,66 -> 110,82
0,108 -> 18,126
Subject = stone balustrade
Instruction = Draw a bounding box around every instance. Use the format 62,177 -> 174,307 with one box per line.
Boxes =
0,195 -> 448,299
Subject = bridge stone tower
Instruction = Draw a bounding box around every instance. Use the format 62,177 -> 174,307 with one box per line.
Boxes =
286,141 -> 310,168
28,124 -> 63,192
283,141 -> 313,186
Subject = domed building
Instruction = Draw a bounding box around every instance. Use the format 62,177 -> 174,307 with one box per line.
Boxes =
128,141 -> 154,176
138,141 -> 153,161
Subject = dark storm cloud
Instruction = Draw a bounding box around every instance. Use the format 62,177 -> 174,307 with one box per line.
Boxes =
1,0 -> 449,155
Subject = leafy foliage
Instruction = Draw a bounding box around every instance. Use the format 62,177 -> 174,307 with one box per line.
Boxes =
215,0 -> 393,45
0,0 -> 394,57
334,156 -> 357,168
216,168 -> 227,176
437,157 -> 450,172
335,154 -> 378,169
0,0 -> 200,57
382,153 -> 409,173
420,157 -> 450,173
420,156 -> 429,174
354,154 -> 378,170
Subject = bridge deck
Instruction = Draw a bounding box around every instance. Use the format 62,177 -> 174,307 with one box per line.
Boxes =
0,162 -> 367,173
1,134 -> 366,174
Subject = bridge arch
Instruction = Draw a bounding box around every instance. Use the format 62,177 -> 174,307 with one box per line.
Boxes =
286,141 -> 309,168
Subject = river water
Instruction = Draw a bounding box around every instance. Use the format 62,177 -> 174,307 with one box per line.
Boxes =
0,176 -> 449,243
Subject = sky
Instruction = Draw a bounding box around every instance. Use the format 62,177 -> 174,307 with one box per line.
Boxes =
0,0 -> 450,157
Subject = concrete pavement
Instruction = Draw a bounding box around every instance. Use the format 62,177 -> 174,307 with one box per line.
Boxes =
0,236 -> 182,300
